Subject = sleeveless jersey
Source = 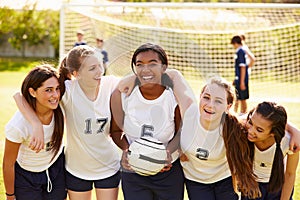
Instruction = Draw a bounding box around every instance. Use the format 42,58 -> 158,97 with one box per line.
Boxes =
5,112 -> 63,172
253,132 -> 291,183
180,103 -> 231,184
121,86 -> 179,161
61,75 -> 120,180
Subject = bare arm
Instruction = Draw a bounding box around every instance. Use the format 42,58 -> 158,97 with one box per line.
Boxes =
3,139 -> 20,200
166,106 -> 181,154
240,66 -> 246,90
110,89 -> 131,170
13,92 -> 44,152
118,73 -> 136,96
280,152 -> 299,200
286,123 -> 300,153
166,69 -> 196,117
110,89 -> 129,150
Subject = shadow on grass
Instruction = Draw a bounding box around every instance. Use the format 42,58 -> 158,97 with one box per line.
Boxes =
0,57 -> 59,72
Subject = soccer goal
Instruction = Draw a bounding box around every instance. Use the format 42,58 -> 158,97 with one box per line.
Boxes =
60,2 -> 300,102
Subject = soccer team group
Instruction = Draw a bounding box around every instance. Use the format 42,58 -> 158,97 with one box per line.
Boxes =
2,34 -> 300,200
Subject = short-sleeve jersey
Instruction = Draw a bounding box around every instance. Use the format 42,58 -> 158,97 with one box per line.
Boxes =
180,103 -> 231,184
5,112 -> 63,172
234,47 -> 248,85
101,50 -> 109,64
121,86 -> 178,161
242,45 -> 254,66
253,132 -> 291,183
61,75 -> 120,180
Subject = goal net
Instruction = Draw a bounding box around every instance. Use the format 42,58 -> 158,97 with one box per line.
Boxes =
60,2 -> 300,103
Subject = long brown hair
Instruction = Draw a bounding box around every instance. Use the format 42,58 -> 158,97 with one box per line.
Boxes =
247,101 -> 287,193
21,65 -> 64,160
205,77 -> 260,198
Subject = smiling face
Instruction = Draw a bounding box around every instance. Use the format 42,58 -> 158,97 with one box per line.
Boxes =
75,55 -> 104,88
246,111 -> 275,144
134,50 -> 166,86
29,76 -> 60,112
199,83 -> 231,130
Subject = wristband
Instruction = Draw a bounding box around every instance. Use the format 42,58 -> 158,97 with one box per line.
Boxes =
5,192 -> 15,196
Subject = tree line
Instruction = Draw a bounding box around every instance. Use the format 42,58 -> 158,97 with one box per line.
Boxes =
0,3 -> 59,58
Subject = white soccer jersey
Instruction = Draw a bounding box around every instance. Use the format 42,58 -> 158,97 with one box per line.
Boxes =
61,75 -> 121,180
5,112 -> 63,172
180,103 -> 231,184
242,45 -> 254,66
253,132 -> 291,183
122,86 -> 179,161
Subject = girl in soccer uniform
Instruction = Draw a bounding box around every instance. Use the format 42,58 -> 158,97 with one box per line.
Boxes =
176,76 -> 260,200
242,102 -> 299,200
3,65 -> 66,200
110,43 -> 184,200
170,74 -> 300,200
14,46 -> 121,200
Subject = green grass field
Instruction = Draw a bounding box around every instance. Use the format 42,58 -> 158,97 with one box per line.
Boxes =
0,69 -> 299,200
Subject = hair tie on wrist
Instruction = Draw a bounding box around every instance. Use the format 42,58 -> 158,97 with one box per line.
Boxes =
5,192 -> 15,196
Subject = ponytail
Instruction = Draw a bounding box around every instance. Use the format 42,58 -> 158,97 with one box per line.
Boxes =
222,113 -> 260,198
58,57 -> 70,97
268,141 -> 284,192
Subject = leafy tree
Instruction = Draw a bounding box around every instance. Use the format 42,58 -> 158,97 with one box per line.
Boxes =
8,3 -> 45,57
0,8 -> 16,35
38,10 -> 60,57
8,3 -> 59,57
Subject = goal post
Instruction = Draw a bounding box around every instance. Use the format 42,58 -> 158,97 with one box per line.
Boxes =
60,2 -> 300,102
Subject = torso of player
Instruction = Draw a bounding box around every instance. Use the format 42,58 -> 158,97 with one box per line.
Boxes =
180,103 -> 231,184
61,76 -> 120,180
122,86 -> 177,146
234,47 -> 248,83
5,112 -> 63,172
253,132 -> 291,183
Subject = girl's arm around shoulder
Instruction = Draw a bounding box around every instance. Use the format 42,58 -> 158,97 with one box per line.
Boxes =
117,73 -> 136,96
13,92 -> 44,152
286,122 -> 300,153
165,69 -> 196,117
280,151 -> 299,200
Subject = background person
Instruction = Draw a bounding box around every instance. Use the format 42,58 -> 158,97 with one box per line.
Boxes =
74,30 -> 87,47
240,34 -> 255,75
231,35 -> 249,115
96,37 -> 109,75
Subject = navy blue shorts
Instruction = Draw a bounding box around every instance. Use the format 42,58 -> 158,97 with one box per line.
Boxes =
14,152 -> 67,200
235,82 -> 249,100
66,170 -> 121,192
185,176 -> 238,200
241,182 -> 294,200
121,159 -> 184,200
